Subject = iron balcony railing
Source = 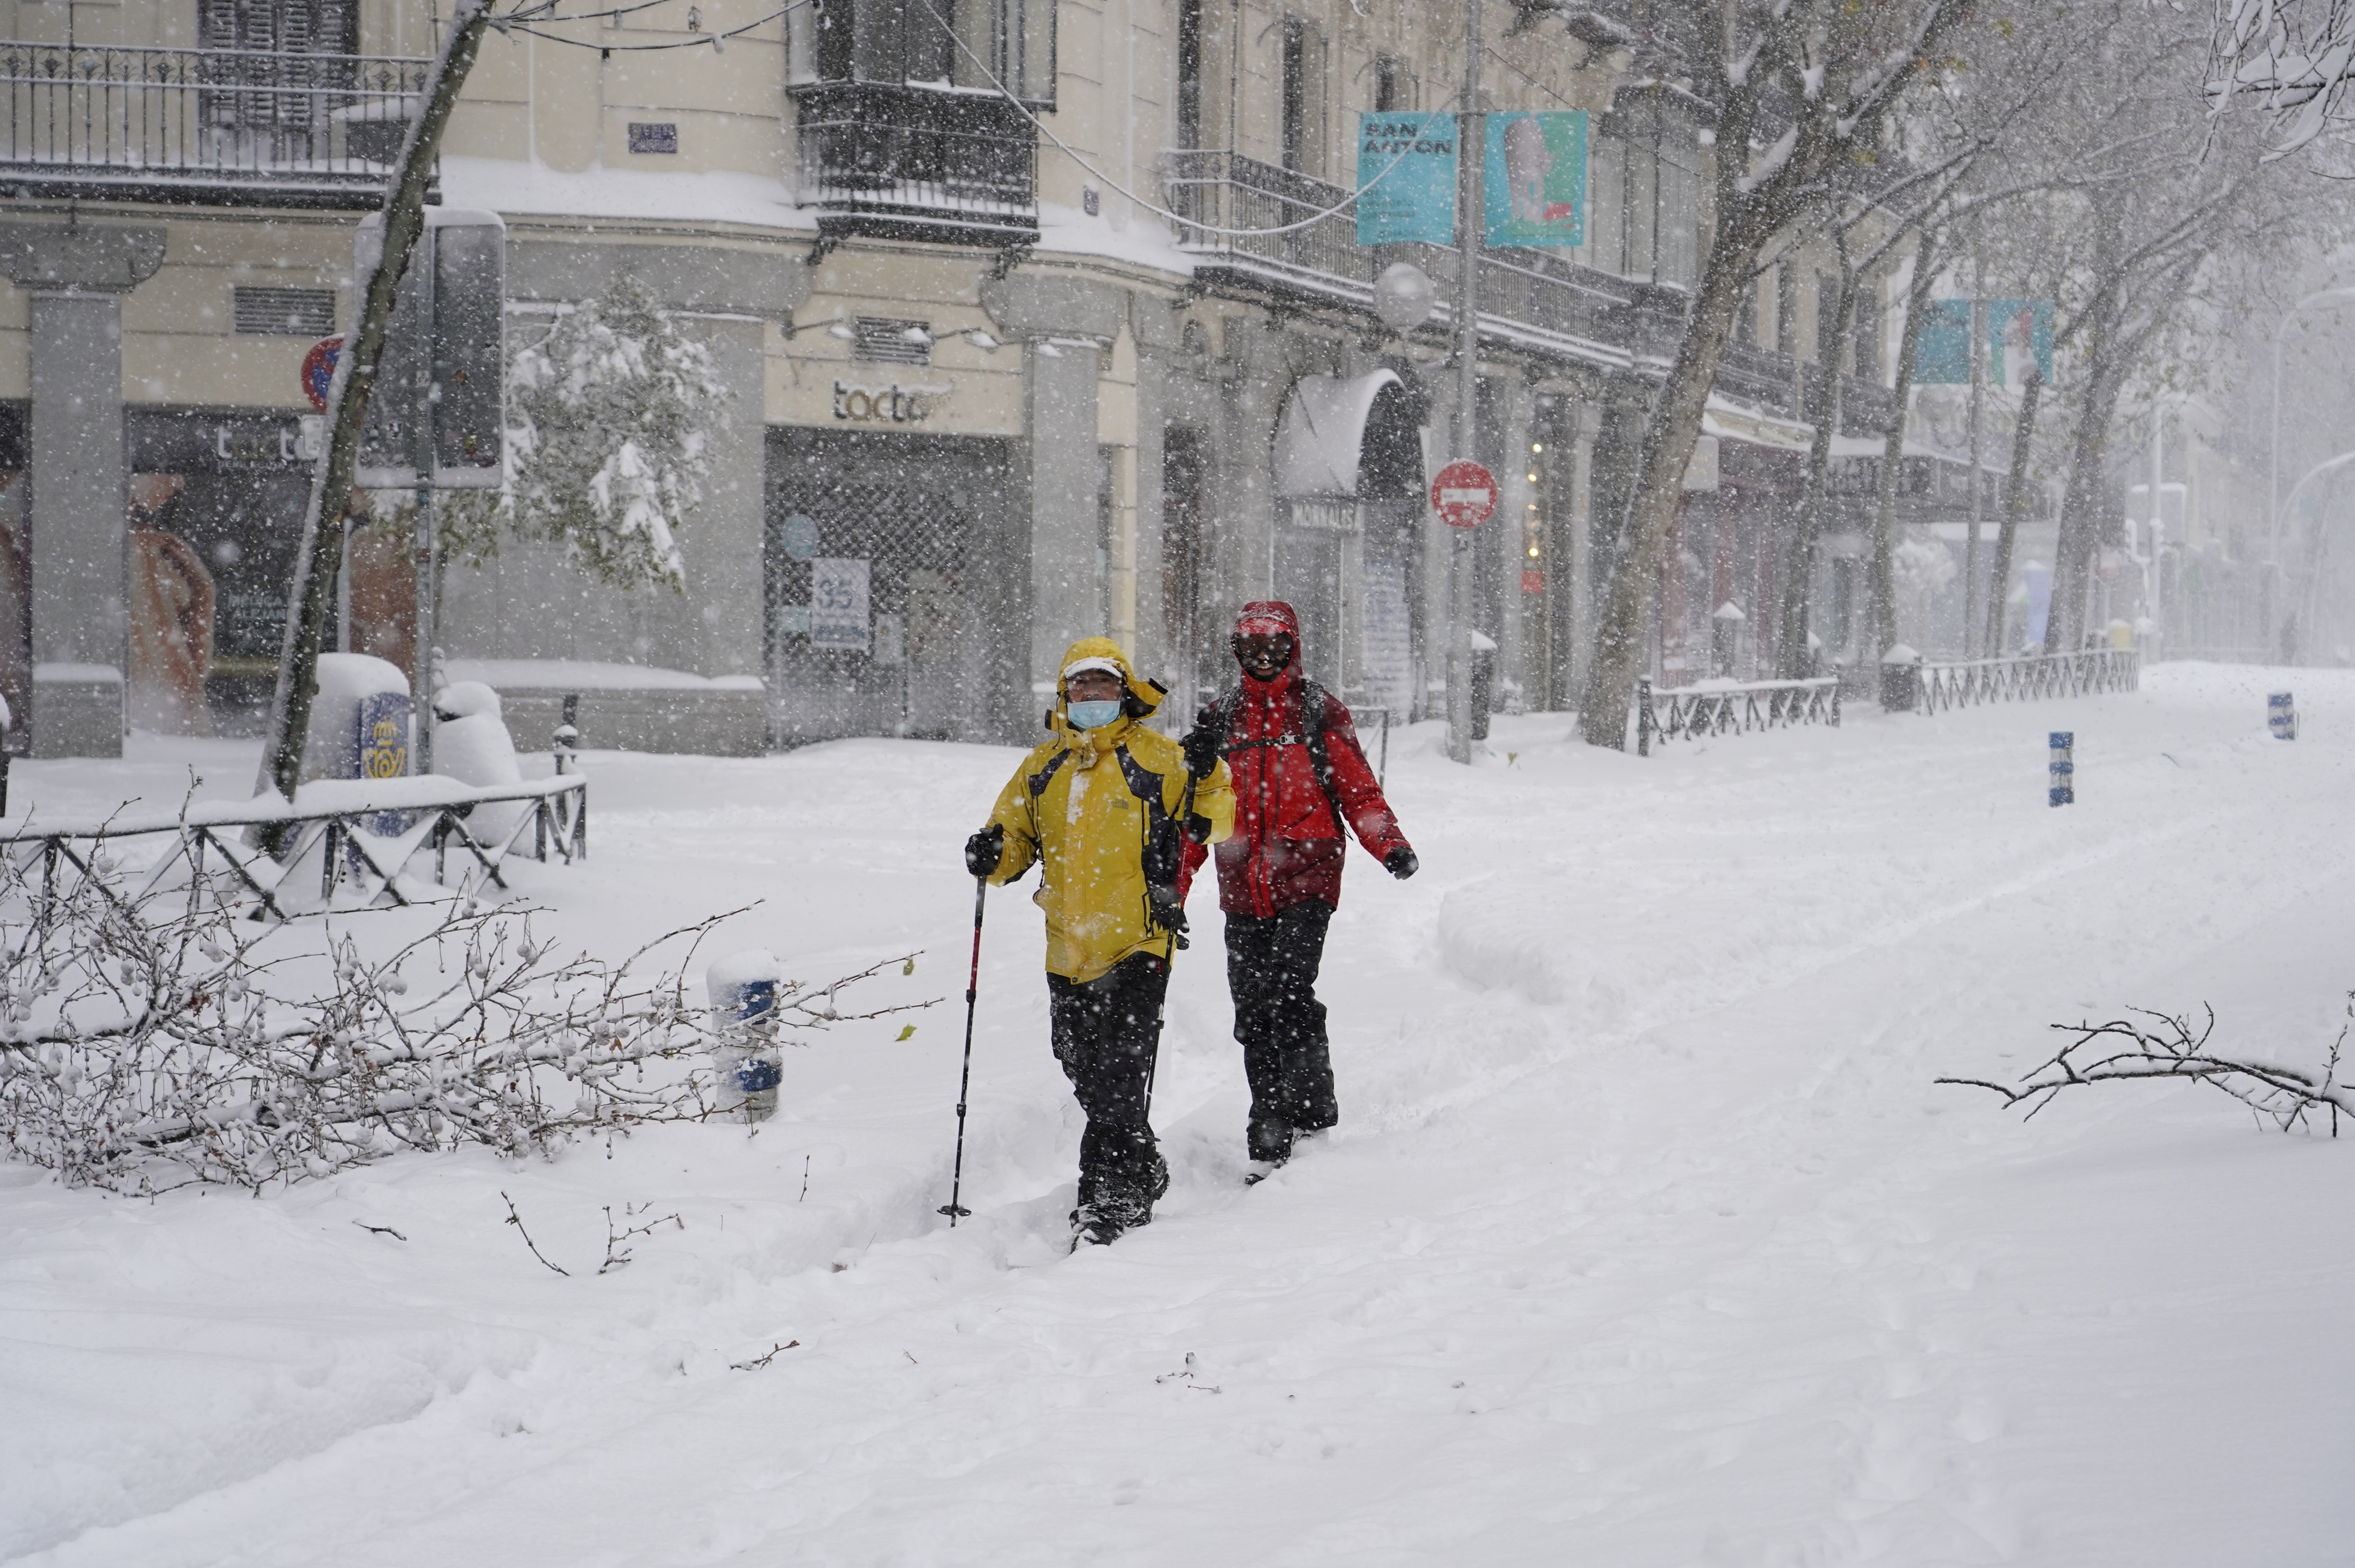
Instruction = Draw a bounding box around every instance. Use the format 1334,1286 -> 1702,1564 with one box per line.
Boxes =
0,41 -> 430,207
792,83 -> 1038,246
1165,147 -> 1640,356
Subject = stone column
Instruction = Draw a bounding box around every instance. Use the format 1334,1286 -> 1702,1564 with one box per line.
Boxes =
982,273 -> 1129,716
0,223 -> 164,758
1565,401 -> 1598,698
1128,293 -> 1183,687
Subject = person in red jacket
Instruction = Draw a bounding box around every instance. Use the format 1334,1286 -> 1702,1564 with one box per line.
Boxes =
1180,600 -> 1416,1172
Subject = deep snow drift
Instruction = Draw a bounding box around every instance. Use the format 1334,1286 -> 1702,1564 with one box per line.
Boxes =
4,663 -> 2353,1566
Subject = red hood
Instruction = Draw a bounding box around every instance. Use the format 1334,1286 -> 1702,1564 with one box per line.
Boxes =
1235,599 -> 1305,686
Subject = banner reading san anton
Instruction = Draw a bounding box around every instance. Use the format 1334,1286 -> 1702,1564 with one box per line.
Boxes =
1354,112 -> 1459,246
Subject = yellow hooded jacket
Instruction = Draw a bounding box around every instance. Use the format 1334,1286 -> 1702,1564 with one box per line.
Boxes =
984,638 -> 1236,983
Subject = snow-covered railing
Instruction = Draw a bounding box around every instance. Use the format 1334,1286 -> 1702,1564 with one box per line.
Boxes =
0,772 -> 585,923
1636,675 -> 1840,755
1914,649 -> 2140,715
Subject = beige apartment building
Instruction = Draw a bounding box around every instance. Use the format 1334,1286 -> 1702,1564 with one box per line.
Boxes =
0,0 -> 1926,757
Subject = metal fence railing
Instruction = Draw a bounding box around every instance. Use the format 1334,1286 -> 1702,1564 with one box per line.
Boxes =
0,40 -> 430,206
0,773 -> 586,925
1914,649 -> 2141,715
1636,676 -> 1840,754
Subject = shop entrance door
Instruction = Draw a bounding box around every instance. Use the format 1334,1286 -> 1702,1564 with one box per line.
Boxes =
764,428 -> 1015,746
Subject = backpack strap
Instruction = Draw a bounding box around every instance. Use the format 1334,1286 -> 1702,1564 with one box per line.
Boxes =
1115,744 -> 1190,948
1293,677 -> 1343,833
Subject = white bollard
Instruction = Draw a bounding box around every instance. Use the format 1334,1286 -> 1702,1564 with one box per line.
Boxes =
2269,692 -> 2297,741
706,950 -> 784,1123
2049,731 -> 2074,807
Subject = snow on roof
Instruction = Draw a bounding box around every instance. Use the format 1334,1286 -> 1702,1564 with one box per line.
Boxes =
438,157 -> 814,232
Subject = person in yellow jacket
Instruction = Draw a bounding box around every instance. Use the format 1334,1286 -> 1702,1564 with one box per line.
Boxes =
964,637 -> 1235,1247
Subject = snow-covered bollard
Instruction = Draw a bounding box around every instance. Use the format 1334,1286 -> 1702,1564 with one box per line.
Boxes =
1880,644 -> 1922,713
2049,731 -> 2074,807
706,950 -> 783,1123
2269,691 -> 2297,741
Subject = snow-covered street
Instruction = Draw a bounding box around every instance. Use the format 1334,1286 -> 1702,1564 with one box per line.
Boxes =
5,665 -> 2353,1566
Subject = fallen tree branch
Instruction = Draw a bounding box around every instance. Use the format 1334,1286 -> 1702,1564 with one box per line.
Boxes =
1939,1001 -> 2353,1135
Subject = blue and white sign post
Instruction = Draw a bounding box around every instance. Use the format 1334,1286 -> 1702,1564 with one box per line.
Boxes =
2049,732 -> 2074,807
707,950 -> 784,1123
2269,691 -> 2297,740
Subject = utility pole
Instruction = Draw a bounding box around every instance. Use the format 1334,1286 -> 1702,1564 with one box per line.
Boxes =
1446,0 -> 1483,765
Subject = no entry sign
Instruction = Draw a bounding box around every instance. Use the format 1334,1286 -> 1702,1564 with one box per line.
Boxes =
1431,459 -> 1498,529
301,336 -> 342,412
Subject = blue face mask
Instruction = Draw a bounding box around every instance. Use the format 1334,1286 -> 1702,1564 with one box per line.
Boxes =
1066,698 -> 1123,730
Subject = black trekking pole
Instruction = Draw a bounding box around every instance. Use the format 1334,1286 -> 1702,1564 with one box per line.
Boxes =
939,875 -> 987,1225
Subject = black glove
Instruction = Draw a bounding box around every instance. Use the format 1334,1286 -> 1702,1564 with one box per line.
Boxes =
1179,722 -> 1223,780
1385,847 -> 1418,881
965,824 -> 1004,879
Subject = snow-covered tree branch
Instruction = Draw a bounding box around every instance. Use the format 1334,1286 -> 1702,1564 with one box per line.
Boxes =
440,280 -> 733,592
0,860 -> 932,1192
1940,1002 -> 2355,1134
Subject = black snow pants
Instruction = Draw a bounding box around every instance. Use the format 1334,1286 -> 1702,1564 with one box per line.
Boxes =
1224,900 -> 1338,1137
1046,954 -> 1172,1226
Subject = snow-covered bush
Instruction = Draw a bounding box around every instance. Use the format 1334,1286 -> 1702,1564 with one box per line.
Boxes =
440,279 -> 731,590
0,858 -> 927,1192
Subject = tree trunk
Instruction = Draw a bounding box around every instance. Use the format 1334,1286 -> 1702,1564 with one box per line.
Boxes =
1871,232 -> 1942,660
2045,337 -> 2124,654
252,0 -> 493,834
1985,361 -> 2043,655
1777,273 -> 1856,679
1575,233 -> 1758,746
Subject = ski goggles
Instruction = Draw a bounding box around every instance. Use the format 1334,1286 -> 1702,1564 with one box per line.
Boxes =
1233,631 -> 1295,665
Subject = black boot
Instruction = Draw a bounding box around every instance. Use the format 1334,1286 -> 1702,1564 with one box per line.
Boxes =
1247,1114 -> 1295,1171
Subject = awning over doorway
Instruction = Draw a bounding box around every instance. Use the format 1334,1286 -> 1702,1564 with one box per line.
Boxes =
1274,370 -> 1406,498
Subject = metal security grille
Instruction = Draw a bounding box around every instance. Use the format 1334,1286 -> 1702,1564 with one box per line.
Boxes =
233,286 -> 336,336
853,317 -> 931,365
765,429 -> 1015,745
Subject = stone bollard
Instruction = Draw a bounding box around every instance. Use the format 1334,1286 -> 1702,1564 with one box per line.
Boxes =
1879,644 -> 1922,712
706,950 -> 784,1122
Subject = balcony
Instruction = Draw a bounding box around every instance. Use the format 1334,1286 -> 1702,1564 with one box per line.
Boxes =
0,42 -> 431,208
1165,148 -> 1638,359
791,83 -> 1037,248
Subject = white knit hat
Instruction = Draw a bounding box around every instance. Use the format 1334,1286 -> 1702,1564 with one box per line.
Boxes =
1061,655 -> 1124,682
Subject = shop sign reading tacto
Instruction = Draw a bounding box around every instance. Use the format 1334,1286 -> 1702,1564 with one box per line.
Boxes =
832,379 -> 951,424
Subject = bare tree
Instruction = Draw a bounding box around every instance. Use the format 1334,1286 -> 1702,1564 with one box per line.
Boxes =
1576,0 -> 2011,745
253,0 -> 497,836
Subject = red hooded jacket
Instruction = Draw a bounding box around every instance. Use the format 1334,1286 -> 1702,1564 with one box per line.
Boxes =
1183,601 -> 1412,919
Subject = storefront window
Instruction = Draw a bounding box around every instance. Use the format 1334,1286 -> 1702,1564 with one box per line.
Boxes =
127,409 -> 323,735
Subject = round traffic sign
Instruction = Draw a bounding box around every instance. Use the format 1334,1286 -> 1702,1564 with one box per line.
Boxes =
300,336 -> 342,412
1431,459 -> 1498,529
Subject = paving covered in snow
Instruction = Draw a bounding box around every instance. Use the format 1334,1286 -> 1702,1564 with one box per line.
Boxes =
4,664 -> 2353,1566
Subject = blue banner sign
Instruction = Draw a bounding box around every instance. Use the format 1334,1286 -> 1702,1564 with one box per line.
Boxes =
1916,298 -> 2054,386
1354,111 -> 1459,246
1484,110 -> 1586,248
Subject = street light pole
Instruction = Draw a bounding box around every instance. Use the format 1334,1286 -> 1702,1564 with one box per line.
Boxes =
1446,0 -> 1484,765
